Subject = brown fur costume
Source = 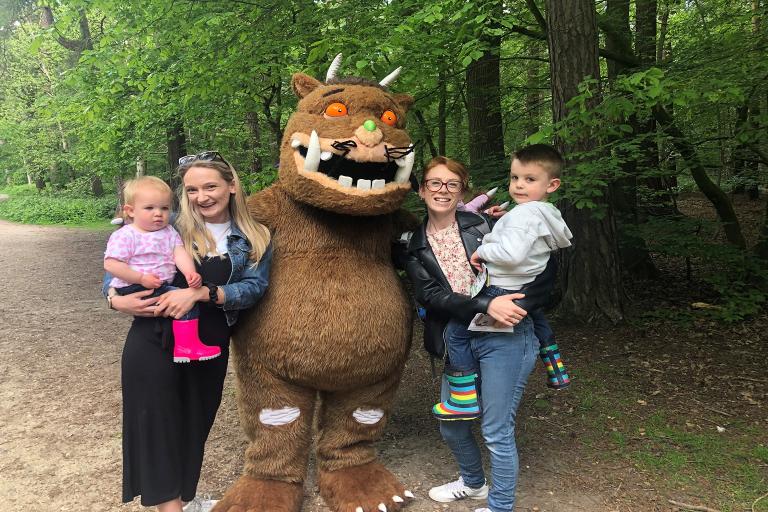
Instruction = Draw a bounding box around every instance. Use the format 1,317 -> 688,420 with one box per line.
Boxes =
213,60 -> 417,512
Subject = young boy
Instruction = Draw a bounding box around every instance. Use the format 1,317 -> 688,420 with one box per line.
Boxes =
433,144 -> 573,421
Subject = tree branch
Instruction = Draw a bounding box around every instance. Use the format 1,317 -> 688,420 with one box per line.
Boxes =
525,0 -> 547,33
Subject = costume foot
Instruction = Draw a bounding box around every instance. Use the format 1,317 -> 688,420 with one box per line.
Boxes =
319,461 -> 414,512
211,476 -> 302,512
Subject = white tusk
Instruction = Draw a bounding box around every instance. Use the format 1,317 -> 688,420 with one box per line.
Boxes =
291,138 -> 301,148
378,504 -> 387,512
320,151 -> 333,161
486,186 -> 499,198
404,490 -> 414,498
394,146 -> 415,184
326,53 -> 343,82
356,508 -> 363,512
372,179 -> 385,189
304,130 -> 321,172
357,179 -> 371,190
499,201 -> 510,210
338,175 -> 353,187
392,495 -> 404,503
379,66 -> 402,87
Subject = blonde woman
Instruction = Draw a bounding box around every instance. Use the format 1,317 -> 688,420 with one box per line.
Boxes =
107,152 -> 272,512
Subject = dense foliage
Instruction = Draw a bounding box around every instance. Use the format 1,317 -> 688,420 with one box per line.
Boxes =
0,0 -> 765,322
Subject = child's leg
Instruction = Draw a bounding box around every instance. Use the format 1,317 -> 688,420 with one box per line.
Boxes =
432,320 -> 481,421
529,310 -> 570,389
159,285 -> 220,363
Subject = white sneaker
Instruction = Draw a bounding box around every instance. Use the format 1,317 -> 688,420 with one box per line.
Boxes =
475,509 -> 492,512
428,476 -> 489,503
183,496 -> 219,512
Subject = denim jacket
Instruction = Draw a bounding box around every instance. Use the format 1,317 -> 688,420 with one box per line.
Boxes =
103,222 -> 272,327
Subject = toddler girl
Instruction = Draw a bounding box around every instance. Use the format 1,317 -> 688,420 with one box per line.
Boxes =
104,176 -> 220,362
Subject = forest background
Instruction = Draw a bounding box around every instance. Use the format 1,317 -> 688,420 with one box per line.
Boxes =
0,1 -> 767,511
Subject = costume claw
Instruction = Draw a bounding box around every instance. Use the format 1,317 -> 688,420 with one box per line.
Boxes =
378,504 -> 387,512
392,495 -> 403,503
355,507 -> 363,512
404,490 -> 414,498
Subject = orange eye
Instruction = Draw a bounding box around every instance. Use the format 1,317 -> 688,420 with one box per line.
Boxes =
381,110 -> 398,126
325,102 -> 348,117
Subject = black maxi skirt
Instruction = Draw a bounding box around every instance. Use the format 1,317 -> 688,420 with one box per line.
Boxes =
121,254 -> 233,506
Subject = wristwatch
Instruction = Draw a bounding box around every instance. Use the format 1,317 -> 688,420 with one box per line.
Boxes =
205,283 -> 219,304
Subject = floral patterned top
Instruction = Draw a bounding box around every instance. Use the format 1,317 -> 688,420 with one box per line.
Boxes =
426,221 -> 475,295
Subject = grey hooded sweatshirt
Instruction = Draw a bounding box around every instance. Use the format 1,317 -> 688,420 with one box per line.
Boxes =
476,200 -> 572,289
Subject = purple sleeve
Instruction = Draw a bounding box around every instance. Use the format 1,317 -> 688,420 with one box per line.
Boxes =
104,227 -> 135,262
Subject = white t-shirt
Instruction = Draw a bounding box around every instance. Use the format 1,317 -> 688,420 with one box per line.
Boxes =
205,221 -> 232,256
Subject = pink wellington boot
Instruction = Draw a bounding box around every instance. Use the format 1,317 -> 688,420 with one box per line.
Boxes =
171,319 -> 221,363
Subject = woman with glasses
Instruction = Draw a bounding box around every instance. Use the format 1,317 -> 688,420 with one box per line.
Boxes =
106,152 -> 272,512
404,156 -> 554,512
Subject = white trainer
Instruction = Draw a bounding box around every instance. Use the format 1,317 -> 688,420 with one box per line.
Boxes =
475,509 -> 492,512
428,476 -> 489,503
183,496 -> 219,512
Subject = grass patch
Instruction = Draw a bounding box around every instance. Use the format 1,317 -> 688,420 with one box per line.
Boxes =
576,372 -> 768,511
0,194 -> 116,226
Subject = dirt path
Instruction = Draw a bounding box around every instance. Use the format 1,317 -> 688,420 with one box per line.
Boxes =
0,219 -> 642,511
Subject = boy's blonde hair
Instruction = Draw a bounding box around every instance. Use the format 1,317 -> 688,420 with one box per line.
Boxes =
175,160 -> 271,265
122,176 -> 172,205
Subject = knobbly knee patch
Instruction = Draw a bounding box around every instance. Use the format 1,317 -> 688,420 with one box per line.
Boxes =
259,406 -> 301,426
352,408 -> 384,425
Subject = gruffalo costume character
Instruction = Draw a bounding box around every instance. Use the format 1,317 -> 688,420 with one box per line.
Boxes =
214,55 -> 417,512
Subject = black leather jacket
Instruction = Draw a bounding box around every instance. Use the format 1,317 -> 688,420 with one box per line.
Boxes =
404,210 -> 556,358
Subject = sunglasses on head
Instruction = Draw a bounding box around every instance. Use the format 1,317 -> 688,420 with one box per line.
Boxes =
178,151 -> 229,166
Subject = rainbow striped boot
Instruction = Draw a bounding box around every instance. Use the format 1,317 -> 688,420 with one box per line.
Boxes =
432,369 -> 481,421
539,343 -> 570,389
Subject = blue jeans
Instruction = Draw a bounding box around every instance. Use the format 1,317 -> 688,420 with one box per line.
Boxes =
439,314 -> 538,512
115,283 -> 198,321
444,286 -> 554,372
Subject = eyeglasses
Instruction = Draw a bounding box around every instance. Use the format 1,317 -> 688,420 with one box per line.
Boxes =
424,178 -> 463,193
178,151 -> 229,166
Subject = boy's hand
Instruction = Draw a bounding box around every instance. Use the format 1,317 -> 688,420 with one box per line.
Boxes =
469,251 -> 484,271
140,273 -> 163,289
185,271 -> 203,288
483,204 -> 508,219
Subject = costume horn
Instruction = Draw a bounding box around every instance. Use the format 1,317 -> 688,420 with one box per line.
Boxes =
379,66 -> 402,87
326,53 -> 343,82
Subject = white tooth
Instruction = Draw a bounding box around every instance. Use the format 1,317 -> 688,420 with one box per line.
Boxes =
357,179 -> 371,190
338,175 -> 353,187
392,495 -> 404,503
291,138 -> 301,148
499,201 -> 510,210
304,130 -> 321,172
372,179 -> 385,189
394,145 -> 414,184
378,504 -> 387,512
320,151 -> 333,161
404,490 -> 414,498
486,186 -> 499,198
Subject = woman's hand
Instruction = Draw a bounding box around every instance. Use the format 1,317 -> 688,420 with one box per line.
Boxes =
486,294 -> 527,327
110,289 -> 158,317
469,251 -> 484,271
154,288 -> 205,319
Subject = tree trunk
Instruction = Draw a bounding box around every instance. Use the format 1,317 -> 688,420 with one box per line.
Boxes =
134,155 -> 144,178
91,176 -> 103,197
604,0 -> 658,278
246,111 -> 263,173
604,0 -> 632,79
166,122 -> 187,200
438,69 -> 447,155
524,40 -> 544,138
546,0 -> 624,324
653,105 -> 747,248
755,196 -> 768,259
466,2 -> 505,176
